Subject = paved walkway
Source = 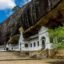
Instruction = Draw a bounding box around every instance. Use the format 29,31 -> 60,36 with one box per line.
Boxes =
0,51 -> 30,60
0,59 -> 64,64
0,52 -> 64,64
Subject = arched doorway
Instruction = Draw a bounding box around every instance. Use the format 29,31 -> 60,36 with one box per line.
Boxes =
41,37 -> 46,49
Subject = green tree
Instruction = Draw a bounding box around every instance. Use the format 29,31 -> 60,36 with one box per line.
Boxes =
48,26 -> 64,49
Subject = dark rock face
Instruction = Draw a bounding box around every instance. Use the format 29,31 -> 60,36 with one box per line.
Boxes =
0,0 -> 61,44
21,0 -> 49,30
46,10 -> 64,29
20,0 -> 61,30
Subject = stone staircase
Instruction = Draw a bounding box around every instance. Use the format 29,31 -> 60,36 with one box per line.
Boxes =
0,51 -> 30,60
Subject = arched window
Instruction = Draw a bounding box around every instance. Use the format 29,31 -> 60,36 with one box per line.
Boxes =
30,43 -> 32,47
37,41 -> 39,46
25,43 -> 28,48
34,42 -> 36,47
41,36 -> 46,49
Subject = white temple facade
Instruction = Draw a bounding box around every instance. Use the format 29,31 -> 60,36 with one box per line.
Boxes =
0,26 -> 52,51
19,26 -> 52,52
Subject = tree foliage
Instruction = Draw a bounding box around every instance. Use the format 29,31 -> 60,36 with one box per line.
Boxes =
48,26 -> 64,49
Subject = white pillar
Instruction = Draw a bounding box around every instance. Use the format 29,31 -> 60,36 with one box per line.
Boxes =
19,27 -> 24,51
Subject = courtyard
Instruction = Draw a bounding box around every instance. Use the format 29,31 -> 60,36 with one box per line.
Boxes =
0,59 -> 64,64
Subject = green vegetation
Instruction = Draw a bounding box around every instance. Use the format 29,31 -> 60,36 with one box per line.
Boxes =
49,26 -> 64,49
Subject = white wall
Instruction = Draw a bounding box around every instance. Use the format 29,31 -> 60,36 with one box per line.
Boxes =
0,45 -> 6,51
19,32 -> 24,51
19,26 -> 52,52
39,26 -> 52,49
0,26 -> 51,52
21,38 -> 42,51
7,44 -> 20,51
7,31 -> 25,51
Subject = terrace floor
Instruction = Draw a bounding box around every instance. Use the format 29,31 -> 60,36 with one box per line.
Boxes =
0,59 -> 64,64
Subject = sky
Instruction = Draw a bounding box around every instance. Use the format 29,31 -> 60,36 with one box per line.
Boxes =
0,0 -> 31,23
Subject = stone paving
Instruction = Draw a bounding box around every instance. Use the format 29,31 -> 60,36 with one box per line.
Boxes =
0,51 -> 64,64
0,51 -> 30,60
0,59 -> 64,64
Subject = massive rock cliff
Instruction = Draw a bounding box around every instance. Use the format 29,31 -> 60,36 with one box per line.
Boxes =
0,0 -> 64,44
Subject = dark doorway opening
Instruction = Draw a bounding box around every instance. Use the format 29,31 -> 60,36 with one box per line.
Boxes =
41,37 -> 46,49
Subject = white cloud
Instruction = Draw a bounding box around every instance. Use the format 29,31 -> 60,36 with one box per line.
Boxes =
24,0 -> 31,4
0,0 -> 16,10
